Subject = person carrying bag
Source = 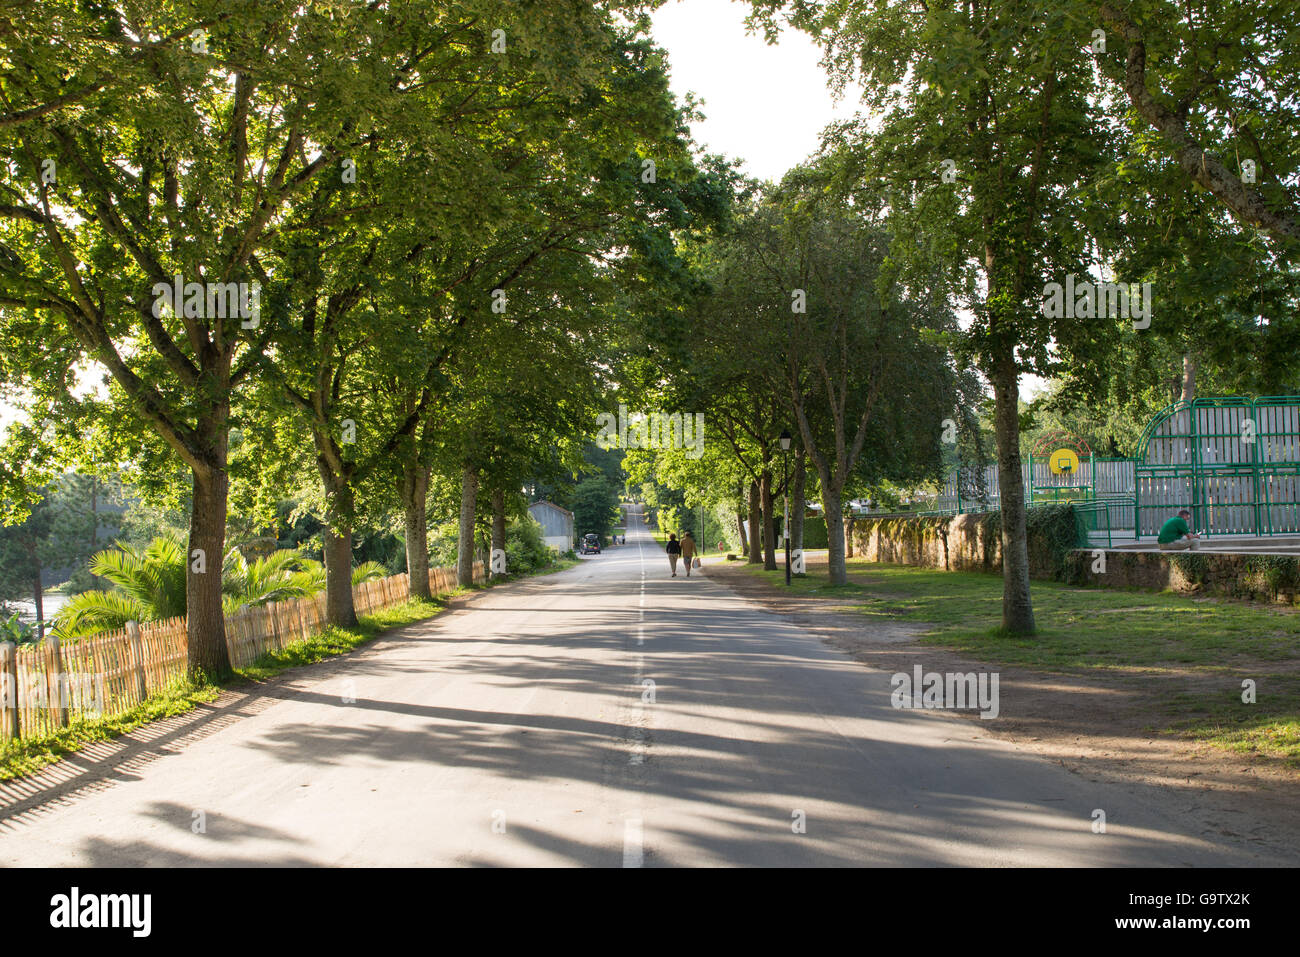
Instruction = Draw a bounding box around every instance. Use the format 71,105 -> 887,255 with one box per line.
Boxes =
680,531 -> 697,577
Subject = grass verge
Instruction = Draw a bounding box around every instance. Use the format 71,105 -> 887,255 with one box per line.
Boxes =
0,588 -> 476,781
535,557 -> 580,575
233,596 -> 451,683
0,680 -> 221,782
741,559 -> 1300,765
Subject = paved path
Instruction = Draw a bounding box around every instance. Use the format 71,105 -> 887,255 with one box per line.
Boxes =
1,505 -> 1291,866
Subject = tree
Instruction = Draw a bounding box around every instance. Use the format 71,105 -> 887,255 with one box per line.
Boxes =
0,488 -> 51,635
572,475 -> 620,543
0,2 -> 472,676
699,188 -> 957,583
754,0 -> 1122,628
1093,1 -> 1300,246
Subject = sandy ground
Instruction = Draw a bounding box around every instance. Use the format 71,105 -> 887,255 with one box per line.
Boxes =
705,556 -> 1300,856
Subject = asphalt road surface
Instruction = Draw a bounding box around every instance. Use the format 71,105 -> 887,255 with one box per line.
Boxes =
1,504 -> 1292,866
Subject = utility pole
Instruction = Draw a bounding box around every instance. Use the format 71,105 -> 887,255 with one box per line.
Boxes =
780,430 -> 792,585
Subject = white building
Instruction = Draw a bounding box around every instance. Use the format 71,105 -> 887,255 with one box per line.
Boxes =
527,500 -> 575,552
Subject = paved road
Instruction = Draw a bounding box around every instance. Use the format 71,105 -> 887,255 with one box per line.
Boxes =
0,504 -> 1292,866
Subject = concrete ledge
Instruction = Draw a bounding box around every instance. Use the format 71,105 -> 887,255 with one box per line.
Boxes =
1065,548 -> 1299,604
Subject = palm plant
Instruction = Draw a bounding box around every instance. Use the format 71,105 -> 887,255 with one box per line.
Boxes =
289,558 -> 387,592
222,549 -> 324,615
55,533 -> 394,639
351,561 -> 388,586
55,533 -> 192,638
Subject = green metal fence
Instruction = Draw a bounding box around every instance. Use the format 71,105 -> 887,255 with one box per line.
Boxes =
1133,396 -> 1300,538
910,396 -> 1300,541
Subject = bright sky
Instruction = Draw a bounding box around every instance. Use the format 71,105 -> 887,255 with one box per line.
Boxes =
648,0 -> 860,183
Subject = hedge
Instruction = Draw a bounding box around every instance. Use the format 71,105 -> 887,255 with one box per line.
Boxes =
773,514 -> 830,549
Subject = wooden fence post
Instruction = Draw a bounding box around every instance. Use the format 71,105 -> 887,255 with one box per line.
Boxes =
270,601 -> 283,652
48,632 -> 69,727
1,641 -> 19,741
126,620 -> 148,704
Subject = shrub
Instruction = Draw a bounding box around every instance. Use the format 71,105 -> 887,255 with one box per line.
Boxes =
0,610 -> 37,645
1243,555 -> 1300,598
1171,551 -> 1211,586
1025,504 -> 1082,581
427,520 -> 460,570
505,515 -> 553,574
801,516 -> 829,548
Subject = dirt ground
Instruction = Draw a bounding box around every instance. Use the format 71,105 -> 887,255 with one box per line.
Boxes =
705,557 -> 1300,855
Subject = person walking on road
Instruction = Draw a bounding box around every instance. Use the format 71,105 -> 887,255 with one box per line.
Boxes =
680,531 -> 697,577
666,533 -> 682,577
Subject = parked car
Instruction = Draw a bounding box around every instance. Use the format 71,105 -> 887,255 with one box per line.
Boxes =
580,533 -> 602,555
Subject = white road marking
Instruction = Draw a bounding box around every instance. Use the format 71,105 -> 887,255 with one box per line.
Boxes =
623,816 -> 644,868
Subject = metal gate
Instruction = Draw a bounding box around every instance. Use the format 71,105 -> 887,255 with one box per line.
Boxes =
1133,396 -> 1300,537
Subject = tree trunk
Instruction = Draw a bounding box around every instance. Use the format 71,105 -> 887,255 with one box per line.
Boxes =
747,480 -> 762,564
457,464 -> 479,587
401,464 -> 432,600
27,541 -> 44,643
491,487 -> 506,578
823,485 -> 848,585
790,448 -> 806,554
760,466 -> 777,571
1180,352 -> 1196,403
734,482 -> 748,553
991,353 -> 1036,635
321,476 -> 358,629
187,466 -> 233,680
89,475 -> 103,590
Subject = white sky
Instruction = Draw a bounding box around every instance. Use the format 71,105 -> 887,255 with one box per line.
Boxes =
649,0 -> 860,183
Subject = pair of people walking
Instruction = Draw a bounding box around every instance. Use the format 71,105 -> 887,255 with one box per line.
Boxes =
665,532 -> 696,577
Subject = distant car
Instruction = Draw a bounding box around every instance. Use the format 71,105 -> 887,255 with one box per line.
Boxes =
580,533 -> 601,555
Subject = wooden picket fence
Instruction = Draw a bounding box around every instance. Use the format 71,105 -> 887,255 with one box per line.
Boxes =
0,562 -> 482,744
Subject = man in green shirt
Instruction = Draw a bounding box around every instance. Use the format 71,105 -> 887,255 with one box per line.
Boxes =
1157,509 -> 1200,550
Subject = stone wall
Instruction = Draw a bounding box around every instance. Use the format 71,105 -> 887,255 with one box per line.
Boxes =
848,511 -> 1068,580
1063,549 -> 1299,604
847,511 -> 1300,604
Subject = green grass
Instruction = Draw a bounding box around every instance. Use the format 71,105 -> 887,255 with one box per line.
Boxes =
742,559 -> 1300,765
0,679 -> 221,782
233,596 -> 450,683
537,557 -> 580,575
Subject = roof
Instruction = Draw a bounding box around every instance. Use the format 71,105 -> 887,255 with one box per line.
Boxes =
527,500 -> 574,519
